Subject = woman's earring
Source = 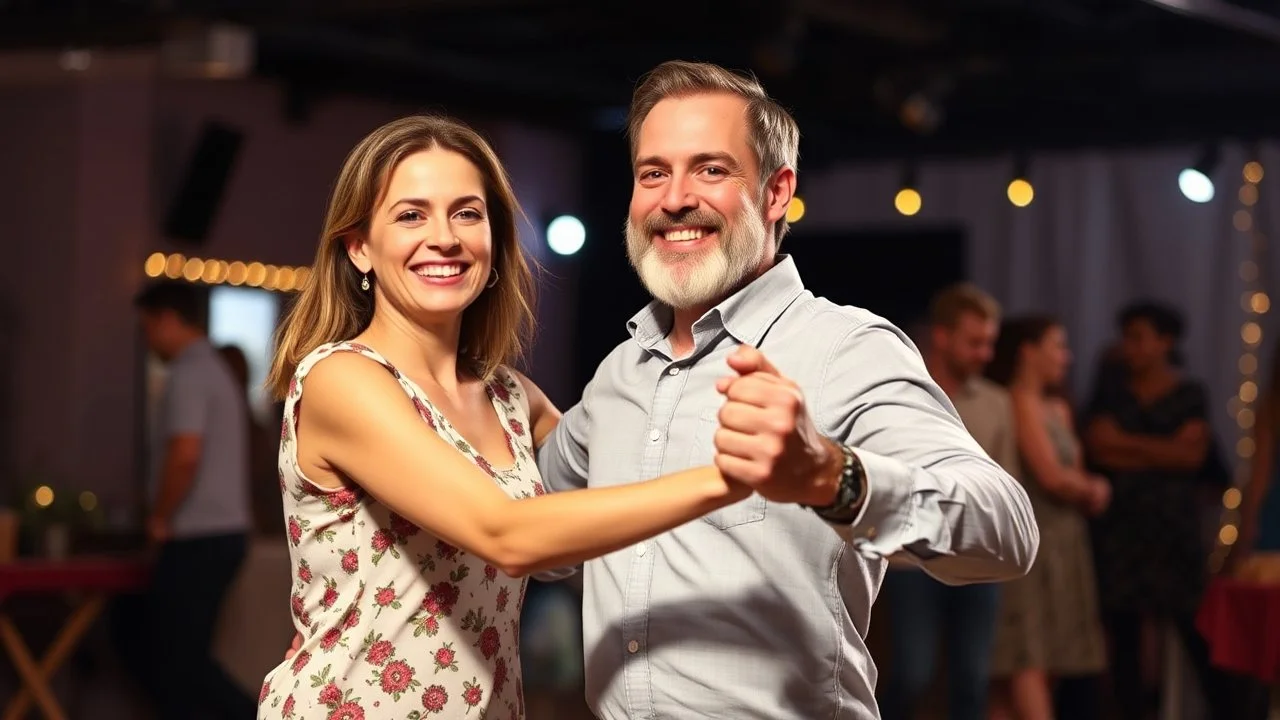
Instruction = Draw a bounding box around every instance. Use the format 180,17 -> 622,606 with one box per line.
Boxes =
360,274 -> 370,291
487,269 -> 500,289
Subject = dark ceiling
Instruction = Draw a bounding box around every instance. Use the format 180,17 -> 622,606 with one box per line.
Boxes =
3,0 -> 1280,162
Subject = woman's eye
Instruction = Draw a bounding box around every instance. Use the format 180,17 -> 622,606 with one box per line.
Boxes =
397,210 -> 424,223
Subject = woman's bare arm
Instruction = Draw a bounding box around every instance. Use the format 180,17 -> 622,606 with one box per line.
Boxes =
1012,391 -> 1095,504
299,353 -> 747,577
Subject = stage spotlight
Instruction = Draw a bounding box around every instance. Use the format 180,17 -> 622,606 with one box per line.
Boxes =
547,214 -> 585,256
1179,145 -> 1220,204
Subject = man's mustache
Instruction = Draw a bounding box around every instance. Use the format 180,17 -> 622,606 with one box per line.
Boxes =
641,210 -> 725,236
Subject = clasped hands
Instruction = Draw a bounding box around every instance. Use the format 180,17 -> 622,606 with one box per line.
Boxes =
711,346 -> 843,507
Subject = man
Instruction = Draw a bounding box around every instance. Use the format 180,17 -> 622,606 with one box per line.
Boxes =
114,280 -> 256,719
878,284 -> 1019,720
536,61 -> 1039,719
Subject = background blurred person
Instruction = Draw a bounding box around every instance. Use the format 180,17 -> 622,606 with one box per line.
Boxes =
985,315 -> 1109,720
1083,301 -> 1228,719
880,283 -> 1018,720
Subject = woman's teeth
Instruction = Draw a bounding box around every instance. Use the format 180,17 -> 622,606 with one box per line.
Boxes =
414,264 -> 463,277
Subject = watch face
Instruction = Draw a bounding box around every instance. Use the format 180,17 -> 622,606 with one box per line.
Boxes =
816,502 -> 861,524
825,449 -> 865,520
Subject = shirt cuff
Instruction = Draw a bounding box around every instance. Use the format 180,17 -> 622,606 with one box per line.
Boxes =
823,448 -> 930,559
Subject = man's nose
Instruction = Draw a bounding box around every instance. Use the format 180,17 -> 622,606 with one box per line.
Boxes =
660,176 -> 697,214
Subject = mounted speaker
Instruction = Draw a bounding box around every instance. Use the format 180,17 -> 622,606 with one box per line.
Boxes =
163,121 -> 244,245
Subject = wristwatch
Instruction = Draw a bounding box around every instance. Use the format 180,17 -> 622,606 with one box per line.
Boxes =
804,443 -> 867,524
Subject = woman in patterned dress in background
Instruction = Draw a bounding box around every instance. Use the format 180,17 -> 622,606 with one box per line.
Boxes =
984,316 -> 1109,720
255,115 -> 752,720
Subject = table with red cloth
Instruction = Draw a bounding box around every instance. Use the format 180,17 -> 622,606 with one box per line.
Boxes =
1196,575 -> 1280,718
0,556 -> 151,720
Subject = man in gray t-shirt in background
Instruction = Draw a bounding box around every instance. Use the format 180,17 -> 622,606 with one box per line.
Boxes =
880,283 -> 1019,720
111,280 -> 255,720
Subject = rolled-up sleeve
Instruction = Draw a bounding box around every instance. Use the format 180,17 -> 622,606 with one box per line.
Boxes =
818,321 -> 1039,584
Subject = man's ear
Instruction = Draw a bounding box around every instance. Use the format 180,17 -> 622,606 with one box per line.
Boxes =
344,232 -> 371,274
763,165 -> 797,228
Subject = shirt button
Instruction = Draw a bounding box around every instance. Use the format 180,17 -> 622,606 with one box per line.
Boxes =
668,366 -> 680,376
627,640 -> 640,654
636,543 -> 647,557
648,429 -> 661,442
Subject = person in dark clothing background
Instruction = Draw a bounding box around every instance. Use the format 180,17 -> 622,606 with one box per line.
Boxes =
1082,301 -> 1228,720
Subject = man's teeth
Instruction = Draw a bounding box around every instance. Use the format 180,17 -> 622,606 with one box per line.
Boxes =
664,228 -> 707,242
414,264 -> 463,278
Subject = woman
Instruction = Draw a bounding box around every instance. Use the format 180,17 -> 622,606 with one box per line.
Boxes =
985,316 -> 1108,720
1238,344 -> 1280,558
1083,302 -> 1226,719
256,115 -> 750,719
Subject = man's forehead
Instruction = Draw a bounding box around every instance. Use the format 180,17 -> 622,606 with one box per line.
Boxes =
636,93 -> 751,157
955,313 -> 996,333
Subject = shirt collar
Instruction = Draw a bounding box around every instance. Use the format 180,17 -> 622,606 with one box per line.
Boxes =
626,254 -> 806,351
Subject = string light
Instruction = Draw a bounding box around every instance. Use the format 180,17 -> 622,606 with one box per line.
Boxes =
1211,157 -> 1267,572
142,252 -> 312,293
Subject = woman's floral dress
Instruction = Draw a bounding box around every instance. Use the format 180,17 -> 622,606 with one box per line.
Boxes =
257,341 -> 546,720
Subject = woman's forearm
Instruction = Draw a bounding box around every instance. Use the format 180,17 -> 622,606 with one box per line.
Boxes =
483,466 -> 745,576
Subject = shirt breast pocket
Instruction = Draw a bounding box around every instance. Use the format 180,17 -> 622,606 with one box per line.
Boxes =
689,407 -> 767,530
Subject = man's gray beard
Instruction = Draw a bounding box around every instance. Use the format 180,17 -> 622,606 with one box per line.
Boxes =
625,212 -> 767,311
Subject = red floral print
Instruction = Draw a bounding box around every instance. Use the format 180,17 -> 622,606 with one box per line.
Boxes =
435,541 -> 459,561
319,627 -> 343,651
327,701 -> 364,720
421,684 -> 448,713
289,650 -> 310,675
375,659 -> 421,700
321,578 -> 339,608
507,417 -> 524,437
366,637 -> 394,665
390,512 -> 419,540
462,677 -> 484,709
340,549 -> 359,574
318,683 -> 342,706
492,658 -> 508,697
421,581 -> 460,617
477,626 -> 500,659
434,643 -> 459,673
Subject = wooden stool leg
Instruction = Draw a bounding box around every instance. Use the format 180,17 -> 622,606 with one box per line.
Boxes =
1,595 -> 105,720
5,594 -> 106,719
0,613 -> 67,720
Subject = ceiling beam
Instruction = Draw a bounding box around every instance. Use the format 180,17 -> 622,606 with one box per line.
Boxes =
1139,0 -> 1280,43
